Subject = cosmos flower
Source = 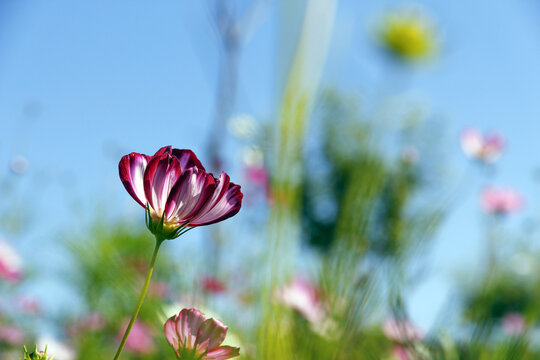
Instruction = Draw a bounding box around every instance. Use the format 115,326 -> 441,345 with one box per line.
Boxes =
201,276 -> 227,294
121,320 -> 155,354
0,239 -> 22,283
502,312 -> 526,335
392,346 -> 411,360
382,319 -> 423,343
278,277 -> 325,326
119,146 -> 243,240
460,128 -> 505,164
164,308 -> 240,359
0,324 -> 24,345
480,187 -> 523,215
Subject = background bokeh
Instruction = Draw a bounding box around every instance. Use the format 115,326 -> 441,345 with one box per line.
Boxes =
1,1 -> 540,359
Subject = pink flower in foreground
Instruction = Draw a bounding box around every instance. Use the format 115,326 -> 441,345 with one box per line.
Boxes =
0,240 -> 22,283
119,146 -> 243,239
121,320 -> 154,354
164,308 -> 240,359
382,319 -> 423,343
502,312 -> 526,335
278,277 -> 325,326
460,128 -> 505,163
480,187 -> 523,215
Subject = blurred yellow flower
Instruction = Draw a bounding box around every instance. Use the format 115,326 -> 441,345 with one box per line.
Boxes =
378,7 -> 437,62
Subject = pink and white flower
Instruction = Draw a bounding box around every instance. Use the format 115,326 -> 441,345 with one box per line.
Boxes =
460,128 -> 505,163
164,308 -> 240,359
382,319 -> 423,343
392,346 -> 411,360
119,146 -> 243,239
502,312 -> 526,335
0,240 -> 22,283
278,278 -> 327,326
480,187 -> 523,215
0,324 -> 24,345
121,320 -> 155,354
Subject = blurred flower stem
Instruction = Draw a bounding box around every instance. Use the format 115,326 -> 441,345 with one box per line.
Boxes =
259,0 -> 337,358
113,237 -> 163,360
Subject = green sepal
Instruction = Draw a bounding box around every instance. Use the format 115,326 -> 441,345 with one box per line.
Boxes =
23,345 -> 53,360
145,204 -> 190,241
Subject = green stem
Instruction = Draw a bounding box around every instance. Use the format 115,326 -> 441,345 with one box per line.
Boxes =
113,238 -> 163,360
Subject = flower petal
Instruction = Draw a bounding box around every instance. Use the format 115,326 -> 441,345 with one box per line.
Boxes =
164,316 -> 180,353
154,146 -> 206,172
205,346 -> 240,359
188,173 -> 243,226
143,154 -> 181,216
195,318 -> 228,352
165,169 -> 216,223
119,153 -> 150,207
175,308 -> 207,350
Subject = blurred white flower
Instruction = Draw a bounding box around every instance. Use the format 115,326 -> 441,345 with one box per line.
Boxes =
510,253 -> 535,276
37,335 -> 76,360
242,146 -> 264,167
228,114 -> 258,139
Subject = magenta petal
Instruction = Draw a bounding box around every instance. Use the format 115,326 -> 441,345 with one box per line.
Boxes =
143,154 -> 182,215
165,170 -> 216,222
119,153 -> 150,207
195,318 -> 228,352
164,316 -> 180,352
175,308 -> 207,350
205,346 -> 240,359
165,168 -> 215,223
171,148 -> 206,172
189,173 -> 243,226
154,146 -> 172,156
154,146 -> 205,172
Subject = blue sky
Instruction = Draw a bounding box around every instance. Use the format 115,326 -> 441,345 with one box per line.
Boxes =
1,0 -> 540,332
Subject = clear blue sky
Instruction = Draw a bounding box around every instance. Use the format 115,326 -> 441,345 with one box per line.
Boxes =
1,0 -> 540,332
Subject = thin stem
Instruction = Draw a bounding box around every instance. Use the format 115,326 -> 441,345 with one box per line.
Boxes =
113,238 -> 163,360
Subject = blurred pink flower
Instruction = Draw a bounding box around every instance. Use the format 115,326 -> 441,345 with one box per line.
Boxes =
245,164 -> 271,202
278,277 -> 325,326
392,346 -> 410,360
0,240 -> 22,283
201,276 -> 227,294
119,146 -> 243,240
149,281 -> 170,298
66,313 -> 105,337
480,187 -> 523,215
460,128 -> 505,163
121,320 -> 154,354
164,308 -> 240,359
382,319 -> 423,343
502,312 -> 526,335
17,296 -> 41,315
0,324 -> 24,345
